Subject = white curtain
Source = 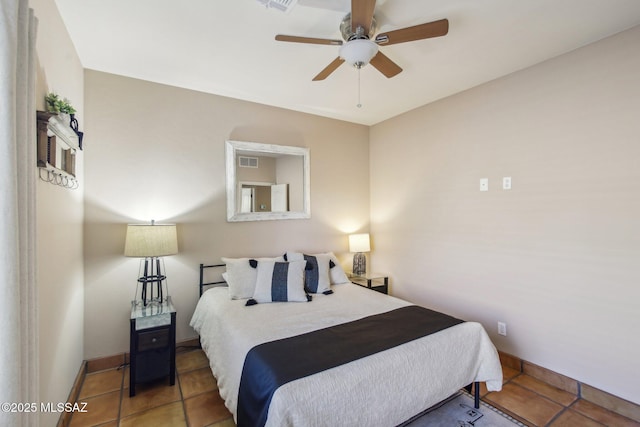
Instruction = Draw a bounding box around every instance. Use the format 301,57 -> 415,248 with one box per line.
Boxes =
0,0 -> 39,426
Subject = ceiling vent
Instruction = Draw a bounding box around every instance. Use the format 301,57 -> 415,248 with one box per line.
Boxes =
255,0 -> 298,13
239,156 -> 259,168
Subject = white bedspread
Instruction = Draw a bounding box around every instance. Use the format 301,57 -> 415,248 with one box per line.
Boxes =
190,283 -> 503,427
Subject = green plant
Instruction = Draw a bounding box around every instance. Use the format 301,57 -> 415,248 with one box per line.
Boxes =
44,92 -> 76,115
45,92 -> 60,113
59,98 -> 76,115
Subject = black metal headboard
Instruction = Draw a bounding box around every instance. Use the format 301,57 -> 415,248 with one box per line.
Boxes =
199,263 -> 227,297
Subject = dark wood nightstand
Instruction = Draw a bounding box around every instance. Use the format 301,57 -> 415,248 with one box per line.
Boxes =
129,297 -> 176,397
349,273 -> 389,295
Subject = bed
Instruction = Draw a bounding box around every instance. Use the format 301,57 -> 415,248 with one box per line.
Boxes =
191,258 -> 503,427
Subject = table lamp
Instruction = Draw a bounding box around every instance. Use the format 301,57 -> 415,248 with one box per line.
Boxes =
124,220 -> 178,306
349,233 -> 370,276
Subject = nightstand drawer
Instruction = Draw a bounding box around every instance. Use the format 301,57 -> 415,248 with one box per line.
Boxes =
130,298 -> 176,397
138,328 -> 169,351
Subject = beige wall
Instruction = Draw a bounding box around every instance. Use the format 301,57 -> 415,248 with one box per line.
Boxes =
31,0 -> 85,425
370,25 -> 640,404
83,71 -> 369,359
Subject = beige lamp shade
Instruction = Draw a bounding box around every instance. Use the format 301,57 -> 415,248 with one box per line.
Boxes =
124,224 -> 178,257
349,233 -> 371,253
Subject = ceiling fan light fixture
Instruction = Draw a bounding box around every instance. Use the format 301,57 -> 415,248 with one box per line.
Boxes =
339,38 -> 378,68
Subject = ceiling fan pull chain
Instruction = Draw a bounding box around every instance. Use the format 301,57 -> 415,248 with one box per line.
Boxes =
357,67 -> 362,108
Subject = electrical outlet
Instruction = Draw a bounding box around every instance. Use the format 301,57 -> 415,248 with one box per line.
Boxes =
498,321 -> 507,336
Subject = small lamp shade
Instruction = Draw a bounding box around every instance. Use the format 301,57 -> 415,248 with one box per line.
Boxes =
124,224 -> 178,258
349,233 -> 370,253
124,223 -> 178,306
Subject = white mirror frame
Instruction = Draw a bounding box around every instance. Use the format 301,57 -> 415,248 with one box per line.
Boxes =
225,140 -> 311,222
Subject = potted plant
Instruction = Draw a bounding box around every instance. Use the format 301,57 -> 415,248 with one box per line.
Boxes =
45,92 -> 76,116
44,92 -> 61,113
44,92 -> 83,149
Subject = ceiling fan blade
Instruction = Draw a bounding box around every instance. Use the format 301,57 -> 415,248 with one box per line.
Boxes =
351,0 -> 376,34
375,19 -> 449,46
369,51 -> 402,78
312,57 -> 345,81
275,35 -> 343,46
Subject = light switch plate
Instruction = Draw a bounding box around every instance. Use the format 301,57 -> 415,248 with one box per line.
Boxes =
503,177 -> 512,190
480,178 -> 488,191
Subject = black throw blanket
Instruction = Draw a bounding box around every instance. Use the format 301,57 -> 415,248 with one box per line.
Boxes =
237,305 -> 463,427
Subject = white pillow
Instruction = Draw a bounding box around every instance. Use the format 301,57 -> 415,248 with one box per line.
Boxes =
286,252 -> 332,294
221,256 -> 284,299
288,251 -> 350,285
251,260 -> 309,303
326,251 -> 350,285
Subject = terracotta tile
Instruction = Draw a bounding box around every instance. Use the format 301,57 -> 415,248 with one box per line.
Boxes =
548,409 -> 606,427
79,369 -> 124,399
179,367 -> 217,399
184,390 -> 233,427
499,351 -> 522,371
502,366 -> 521,382
571,399 -> 640,427
208,418 -> 236,427
176,349 -> 209,374
581,383 -> 640,423
123,367 -> 130,389
119,401 -> 186,427
484,382 -> 564,427
121,380 -> 181,417
523,361 -> 578,395
512,374 -> 577,406
69,390 -> 120,427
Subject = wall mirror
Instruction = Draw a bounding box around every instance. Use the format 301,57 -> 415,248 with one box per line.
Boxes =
226,140 -> 310,222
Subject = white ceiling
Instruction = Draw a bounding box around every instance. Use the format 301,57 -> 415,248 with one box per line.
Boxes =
53,0 -> 640,125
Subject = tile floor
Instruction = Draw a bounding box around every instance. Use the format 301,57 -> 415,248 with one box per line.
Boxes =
483,366 -> 640,427
67,348 -> 640,427
68,348 -> 233,427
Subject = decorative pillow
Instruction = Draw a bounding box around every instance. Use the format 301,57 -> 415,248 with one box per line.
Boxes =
248,260 -> 309,304
221,256 -> 284,299
287,251 -> 350,286
326,251 -> 350,285
286,252 -> 332,294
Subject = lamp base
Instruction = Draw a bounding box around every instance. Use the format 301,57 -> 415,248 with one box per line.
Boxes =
353,252 -> 366,276
136,258 -> 169,306
138,275 -> 166,306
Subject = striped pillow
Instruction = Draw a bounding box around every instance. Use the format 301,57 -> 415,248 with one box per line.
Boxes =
221,256 -> 285,299
286,252 -> 332,294
248,260 -> 309,304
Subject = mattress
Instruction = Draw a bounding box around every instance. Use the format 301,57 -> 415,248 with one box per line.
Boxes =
190,282 -> 503,426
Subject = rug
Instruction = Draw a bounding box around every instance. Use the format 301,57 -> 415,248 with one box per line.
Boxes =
402,391 -> 526,427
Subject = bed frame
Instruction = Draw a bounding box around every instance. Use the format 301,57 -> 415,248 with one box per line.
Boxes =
198,263 -> 227,296
197,262 -> 481,410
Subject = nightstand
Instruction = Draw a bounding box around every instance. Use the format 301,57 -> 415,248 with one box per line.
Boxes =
129,297 -> 176,397
349,272 -> 389,295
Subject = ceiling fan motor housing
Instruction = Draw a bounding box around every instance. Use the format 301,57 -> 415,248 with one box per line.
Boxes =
340,13 -> 377,41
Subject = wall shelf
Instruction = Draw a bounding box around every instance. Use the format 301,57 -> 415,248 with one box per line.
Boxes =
37,110 -> 81,188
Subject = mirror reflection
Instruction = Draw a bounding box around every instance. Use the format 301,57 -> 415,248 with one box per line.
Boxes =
226,140 -> 310,222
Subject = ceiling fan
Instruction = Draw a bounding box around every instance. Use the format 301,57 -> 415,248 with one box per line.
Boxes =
275,0 -> 449,81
